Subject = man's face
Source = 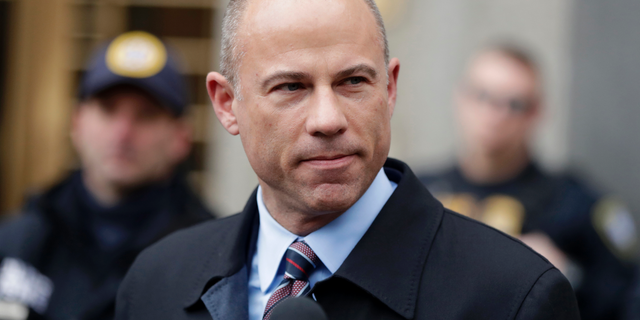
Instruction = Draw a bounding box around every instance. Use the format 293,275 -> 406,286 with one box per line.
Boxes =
456,52 -> 540,155
72,87 -> 190,189
221,0 -> 399,215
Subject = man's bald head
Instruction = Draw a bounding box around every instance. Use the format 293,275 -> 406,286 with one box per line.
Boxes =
220,0 -> 389,95
206,0 -> 401,233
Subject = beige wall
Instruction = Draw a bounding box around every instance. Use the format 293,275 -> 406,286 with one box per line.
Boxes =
204,0 -> 575,216
386,0 -> 573,173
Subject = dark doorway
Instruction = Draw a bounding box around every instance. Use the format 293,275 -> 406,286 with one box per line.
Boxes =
0,1 -> 12,212
0,1 -> 11,119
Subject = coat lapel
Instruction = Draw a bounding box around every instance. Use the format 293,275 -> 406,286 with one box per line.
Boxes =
188,158 -> 442,319
331,158 -> 444,319
182,188 -> 260,319
201,266 -> 250,320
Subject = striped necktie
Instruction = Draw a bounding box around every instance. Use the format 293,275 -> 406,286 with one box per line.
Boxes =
263,240 -> 320,320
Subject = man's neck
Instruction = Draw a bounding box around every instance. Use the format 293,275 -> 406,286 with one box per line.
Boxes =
458,144 -> 531,185
259,185 -> 345,237
82,173 -> 130,207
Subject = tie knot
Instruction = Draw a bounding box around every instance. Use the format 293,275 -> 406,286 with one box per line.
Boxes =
284,240 -> 319,281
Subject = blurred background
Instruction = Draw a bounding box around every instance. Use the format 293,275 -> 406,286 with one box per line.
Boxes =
0,0 -> 638,220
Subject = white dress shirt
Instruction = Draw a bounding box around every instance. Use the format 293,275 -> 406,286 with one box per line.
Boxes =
248,168 -> 397,320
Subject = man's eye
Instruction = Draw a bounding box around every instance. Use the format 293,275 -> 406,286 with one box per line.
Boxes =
345,77 -> 365,85
278,83 -> 302,92
508,98 -> 532,113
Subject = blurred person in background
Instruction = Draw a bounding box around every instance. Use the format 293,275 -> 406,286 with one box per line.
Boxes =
420,43 -> 638,320
0,31 -> 214,320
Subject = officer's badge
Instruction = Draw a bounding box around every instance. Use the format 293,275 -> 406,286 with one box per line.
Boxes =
438,193 -> 478,218
481,195 -> 525,237
106,31 -> 167,78
436,193 -> 525,237
592,197 -> 638,260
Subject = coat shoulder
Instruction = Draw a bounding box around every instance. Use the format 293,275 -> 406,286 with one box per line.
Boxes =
434,208 -> 555,280
441,208 -> 552,266
417,209 -> 575,319
131,213 -> 244,272
116,213 -> 248,319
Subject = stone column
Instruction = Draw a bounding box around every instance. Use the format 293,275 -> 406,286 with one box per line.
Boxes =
0,0 -> 73,212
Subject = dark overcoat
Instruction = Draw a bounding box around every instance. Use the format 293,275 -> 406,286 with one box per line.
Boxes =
116,159 -> 580,320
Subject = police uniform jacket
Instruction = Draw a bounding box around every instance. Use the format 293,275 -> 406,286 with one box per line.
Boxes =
0,171 -> 213,320
115,158 -> 579,320
420,164 -> 638,320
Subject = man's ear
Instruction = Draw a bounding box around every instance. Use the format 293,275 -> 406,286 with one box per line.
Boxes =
386,58 -> 400,118
207,72 -> 239,135
524,98 -> 543,132
170,118 -> 193,164
529,98 -> 543,120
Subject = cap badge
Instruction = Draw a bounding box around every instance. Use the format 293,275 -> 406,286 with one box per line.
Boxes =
106,31 -> 167,78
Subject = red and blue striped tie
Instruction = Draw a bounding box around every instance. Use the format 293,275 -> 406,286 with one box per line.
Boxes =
263,240 -> 320,320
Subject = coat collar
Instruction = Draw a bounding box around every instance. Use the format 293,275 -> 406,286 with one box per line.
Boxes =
183,189 -> 259,308
184,158 -> 445,320
201,265 -> 250,320
331,158 -> 444,319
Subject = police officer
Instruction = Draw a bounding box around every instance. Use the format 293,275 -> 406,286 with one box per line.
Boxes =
419,44 -> 638,320
0,31 -> 214,320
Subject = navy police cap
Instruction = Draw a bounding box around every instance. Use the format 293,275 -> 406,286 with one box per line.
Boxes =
79,31 -> 188,116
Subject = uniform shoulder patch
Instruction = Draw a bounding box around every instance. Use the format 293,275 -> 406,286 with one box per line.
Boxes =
592,197 -> 638,261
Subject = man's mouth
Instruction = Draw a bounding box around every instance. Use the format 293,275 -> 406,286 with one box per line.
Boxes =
301,154 -> 356,169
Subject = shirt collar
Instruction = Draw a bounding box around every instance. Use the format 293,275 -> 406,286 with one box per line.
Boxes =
256,168 -> 397,293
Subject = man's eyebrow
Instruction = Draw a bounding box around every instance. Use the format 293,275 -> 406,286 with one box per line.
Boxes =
334,64 -> 378,81
261,71 -> 310,91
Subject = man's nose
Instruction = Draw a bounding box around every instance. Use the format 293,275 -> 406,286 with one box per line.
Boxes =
305,87 -> 348,137
110,113 -> 136,140
487,102 -> 513,122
